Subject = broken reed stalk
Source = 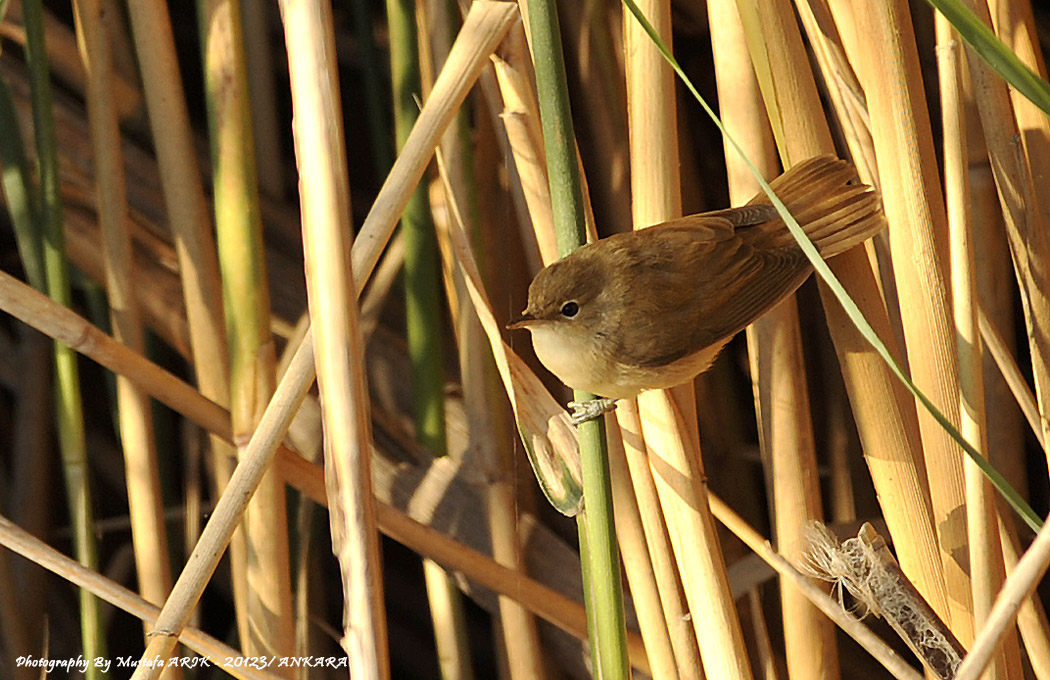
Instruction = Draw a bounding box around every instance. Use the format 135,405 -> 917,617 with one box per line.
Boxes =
709,1 -> 838,677
72,0 -> 175,638
706,496 -> 923,680
523,0 -> 629,675
804,523 -> 964,680
489,23 -> 558,266
198,0 -> 294,658
22,0 -> 104,671
123,0 -> 253,647
734,0 -> 951,628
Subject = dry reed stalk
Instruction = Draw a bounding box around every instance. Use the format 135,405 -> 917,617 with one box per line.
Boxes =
999,514 -> 1050,677
0,515 -> 282,680
958,0 -> 1050,466
736,0 -> 949,625
941,16 -> 1024,679
71,0 -> 174,629
848,0 -> 975,643
637,390 -> 753,679
123,0 -> 252,647
625,1 -> 753,678
605,421 -> 680,680
710,1 -> 838,677
614,399 -> 701,679
276,0 -> 387,675
200,0 -> 294,659
956,515 -> 1050,680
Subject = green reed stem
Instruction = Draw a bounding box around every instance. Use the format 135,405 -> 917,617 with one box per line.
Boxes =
22,0 -> 104,672
525,0 -> 629,676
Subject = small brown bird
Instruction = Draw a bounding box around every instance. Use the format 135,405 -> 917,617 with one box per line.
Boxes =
508,156 -> 883,418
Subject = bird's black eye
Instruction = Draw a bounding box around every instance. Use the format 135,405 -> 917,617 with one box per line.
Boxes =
560,301 -> 579,318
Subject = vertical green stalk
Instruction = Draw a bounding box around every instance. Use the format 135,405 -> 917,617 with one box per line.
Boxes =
386,0 -> 472,677
21,0 -> 104,673
198,0 -> 293,656
388,0 -> 446,458
524,0 -> 629,677
350,0 -> 395,177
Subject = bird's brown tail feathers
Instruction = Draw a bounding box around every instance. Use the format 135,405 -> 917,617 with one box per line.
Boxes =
747,156 -> 885,258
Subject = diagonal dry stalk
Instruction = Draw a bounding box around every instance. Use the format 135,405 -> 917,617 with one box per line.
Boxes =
0,515 -> 280,680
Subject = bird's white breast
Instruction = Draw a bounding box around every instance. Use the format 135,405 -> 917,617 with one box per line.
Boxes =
526,323 -> 623,397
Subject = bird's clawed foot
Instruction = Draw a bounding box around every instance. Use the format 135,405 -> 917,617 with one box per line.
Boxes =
568,398 -> 619,426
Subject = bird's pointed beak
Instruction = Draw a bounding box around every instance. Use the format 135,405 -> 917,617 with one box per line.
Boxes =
506,311 -> 537,330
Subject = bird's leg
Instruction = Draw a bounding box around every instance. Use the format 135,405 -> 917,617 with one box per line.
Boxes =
568,398 -> 619,426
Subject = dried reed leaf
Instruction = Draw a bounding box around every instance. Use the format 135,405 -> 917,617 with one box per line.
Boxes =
435,146 -> 583,515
